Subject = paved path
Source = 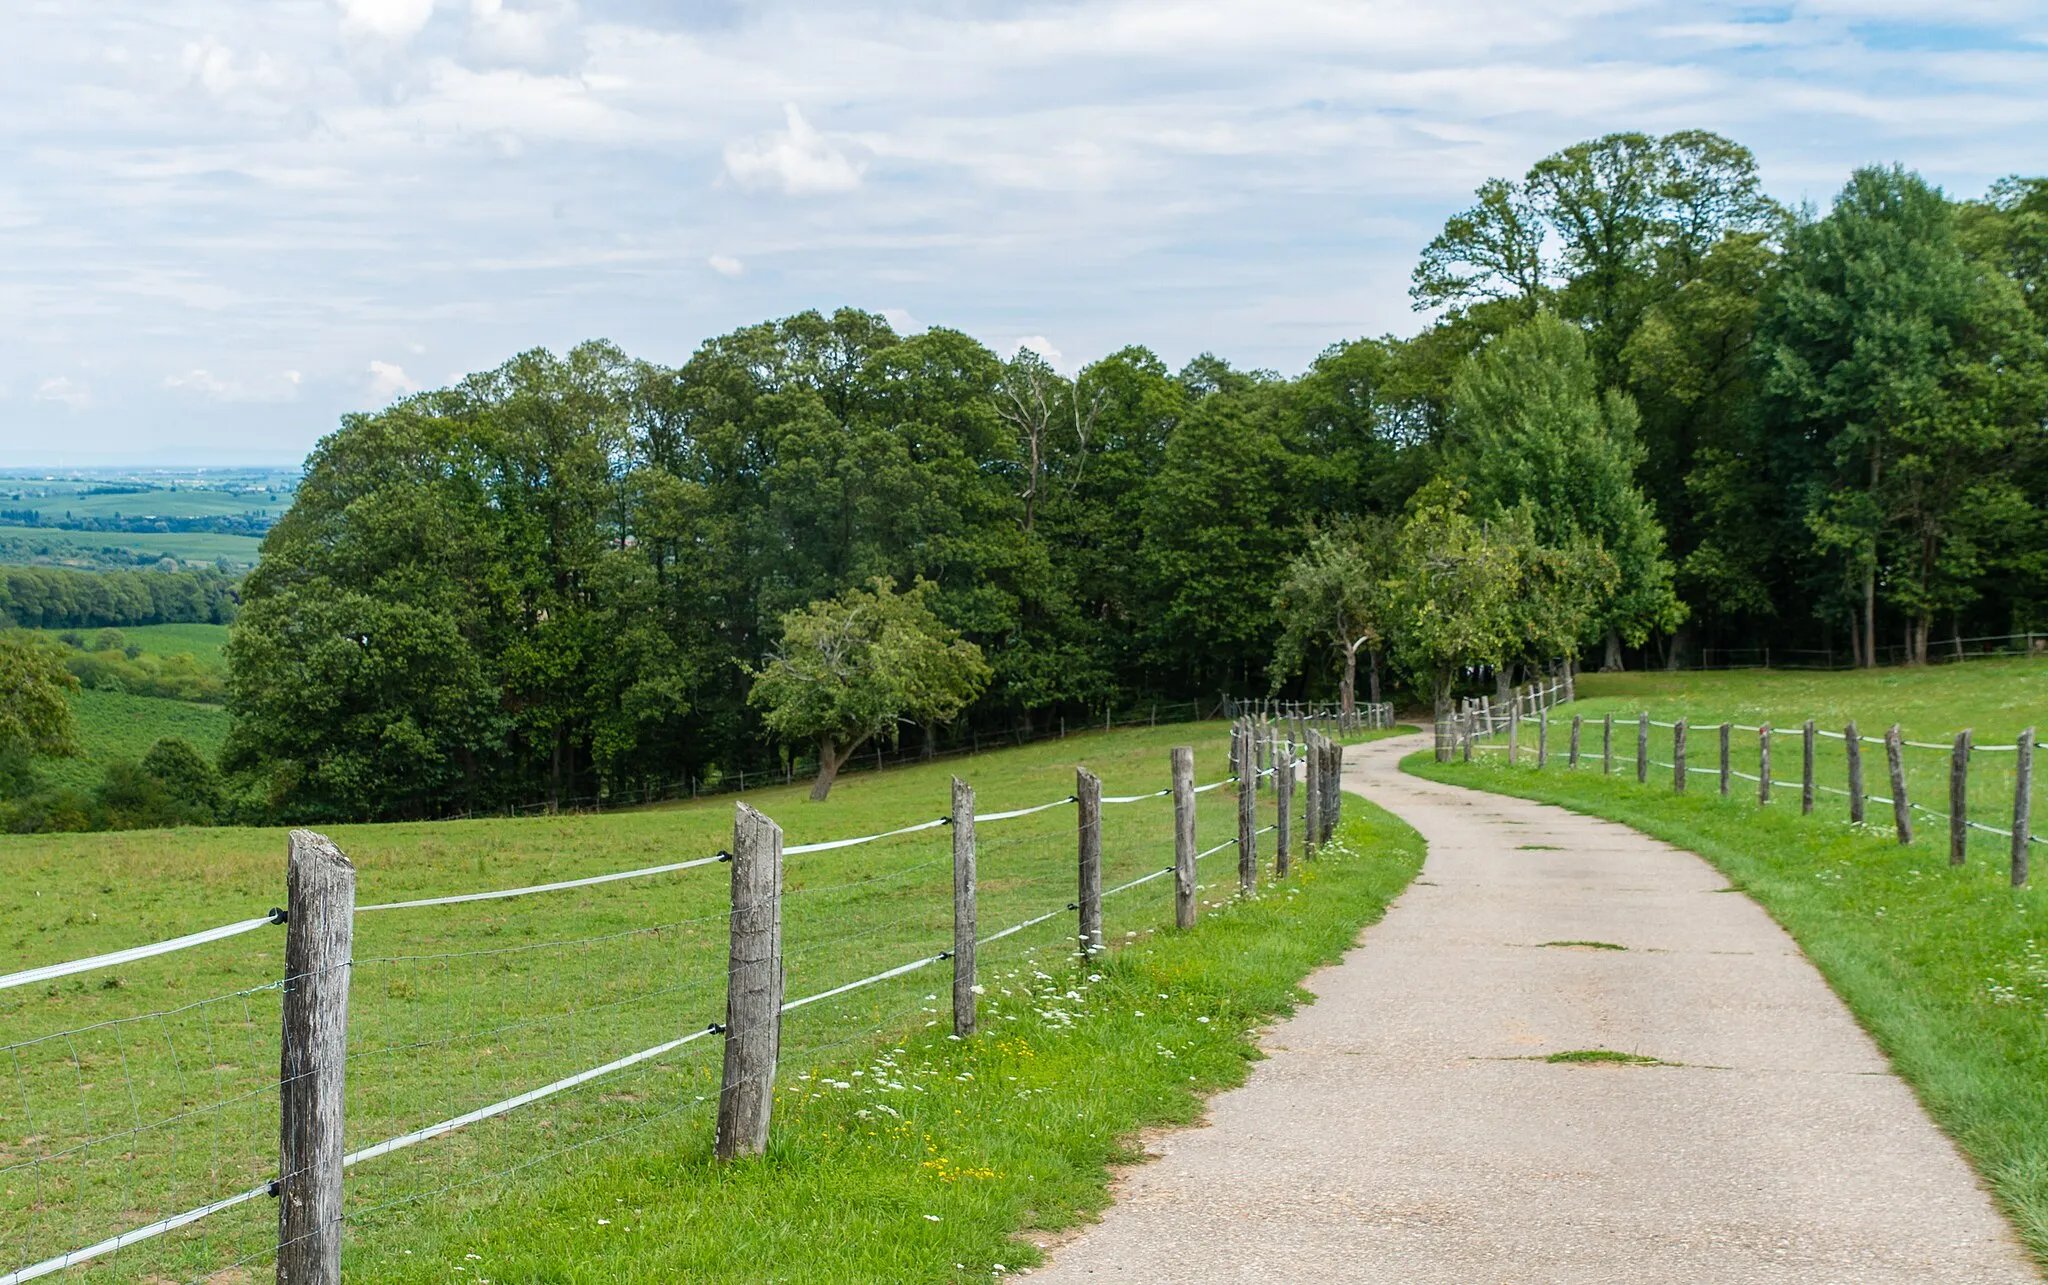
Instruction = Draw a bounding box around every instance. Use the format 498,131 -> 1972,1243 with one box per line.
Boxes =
1026,731 -> 2037,1283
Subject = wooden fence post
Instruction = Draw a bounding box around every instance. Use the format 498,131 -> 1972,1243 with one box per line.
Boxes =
1508,705 -> 1520,767
1759,725 -> 1772,806
951,778 -> 976,1038
717,804 -> 783,1160
1461,713 -> 1474,763
1950,731 -> 1970,868
1172,747 -> 1197,928
2014,729 -> 2034,888
1254,723 -> 1269,792
1569,715 -> 1582,768
1885,725 -> 1912,846
1802,721 -> 1816,815
1637,713 -> 1649,784
1719,723 -> 1731,796
1305,732 -> 1323,857
1325,738 -> 1345,841
1077,768 -> 1103,956
1673,719 -> 1687,792
1538,713 -> 1549,768
1603,714 -> 1613,775
278,831 -> 354,1285
1847,722 -> 1865,824
1275,744 -> 1294,880
1238,751 -> 1258,896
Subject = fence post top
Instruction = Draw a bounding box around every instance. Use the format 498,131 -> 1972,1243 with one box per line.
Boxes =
735,801 -> 780,833
288,829 -> 355,874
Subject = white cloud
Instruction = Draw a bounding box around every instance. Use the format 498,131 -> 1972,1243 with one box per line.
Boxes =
467,0 -> 580,68
368,360 -> 422,399
336,0 -> 435,41
723,104 -> 865,195
1014,336 -> 1063,367
707,253 -> 745,277
34,377 -> 91,409
880,308 -> 923,334
165,369 -> 303,403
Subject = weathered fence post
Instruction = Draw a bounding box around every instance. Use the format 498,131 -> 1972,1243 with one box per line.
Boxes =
1846,722 -> 1865,824
1950,731 -> 1970,868
717,804 -> 784,1160
1637,713 -> 1649,784
1758,725 -> 1772,806
1569,715 -> 1582,768
1276,744 -> 1294,880
1461,713 -> 1474,764
1310,733 -> 1327,856
1719,723 -> 1731,796
1673,719 -> 1687,792
1603,714 -> 1614,775
1077,767 -> 1103,956
1508,704 -> 1521,767
2014,729 -> 2034,888
1325,738 -> 1345,841
1254,722 -> 1269,792
1802,721 -> 1816,815
951,778 -> 976,1038
1885,725 -> 1912,845
1172,747 -> 1197,928
1238,749 -> 1258,896
278,831 -> 354,1285
1538,713 -> 1549,768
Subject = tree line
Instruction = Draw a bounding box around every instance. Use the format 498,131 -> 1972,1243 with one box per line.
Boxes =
0,565 -> 240,629
6,129 -> 2038,827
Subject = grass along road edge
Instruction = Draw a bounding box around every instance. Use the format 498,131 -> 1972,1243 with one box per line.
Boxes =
1405,747 -> 2048,1271
351,801 -> 1425,1283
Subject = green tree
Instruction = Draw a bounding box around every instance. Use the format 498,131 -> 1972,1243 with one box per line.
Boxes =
1759,166 -> 2043,664
749,578 -> 991,801
1447,313 -> 1682,670
0,635 -> 80,766
1270,517 -> 1399,710
1383,483 -> 1523,726
141,735 -> 225,822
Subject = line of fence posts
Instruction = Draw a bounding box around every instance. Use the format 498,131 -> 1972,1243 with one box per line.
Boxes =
1455,698 -> 2043,891
37,715 -> 1363,1285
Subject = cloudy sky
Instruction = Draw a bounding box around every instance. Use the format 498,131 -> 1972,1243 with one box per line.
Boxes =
2,0 -> 2044,464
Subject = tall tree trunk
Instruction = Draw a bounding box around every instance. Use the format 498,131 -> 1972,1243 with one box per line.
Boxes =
1367,650 -> 1382,706
1495,663 -> 1513,706
1340,644 -> 1358,715
1863,561 -> 1877,668
922,723 -> 936,761
1666,624 -> 1689,672
1603,630 -> 1624,672
811,736 -> 848,801
1847,610 -> 1862,673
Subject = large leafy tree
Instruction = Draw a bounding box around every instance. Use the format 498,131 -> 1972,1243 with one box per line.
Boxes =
749,578 -> 991,800
1383,482 -> 1524,726
1758,166 -> 2043,664
0,635 -> 80,778
1446,313 -> 1682,670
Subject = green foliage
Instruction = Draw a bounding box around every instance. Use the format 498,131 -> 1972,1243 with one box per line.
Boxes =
1447,312 -> 1680,652
22,627 -> 226,702
141,736 -> 225,818
0,634 -> 80,761
1760,165 -> 2045,662
749,578 -> 992,799
1269,516 -> 1399,707
0,564 -> 239,630
1383,482 -> 1523,715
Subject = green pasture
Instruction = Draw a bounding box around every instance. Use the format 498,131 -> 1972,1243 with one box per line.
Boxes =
0,524 -> 265,570
1416,659 -> 2048,1265
1,721 -> 1414,1282
85,622 -> 232,670
31,689 -> 230,792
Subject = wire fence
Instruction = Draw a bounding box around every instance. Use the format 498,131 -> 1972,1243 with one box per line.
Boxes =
1,718 -> 1351,1283
1436,697 -> 2041,883
1630,631 -> 2048,673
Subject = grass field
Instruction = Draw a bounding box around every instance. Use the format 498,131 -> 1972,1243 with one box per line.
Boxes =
2,721 -> 1417,1282
30,689 -> 231,792
30,623 -> 232,672
1413,661 -> 2048,1266
0,524 -> 265,570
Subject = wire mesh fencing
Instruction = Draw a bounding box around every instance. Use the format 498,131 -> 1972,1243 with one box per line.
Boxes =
1,718 -> 1345,1283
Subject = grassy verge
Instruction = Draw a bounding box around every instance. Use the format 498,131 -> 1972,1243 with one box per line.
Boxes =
2,721 -> 1412,1281
1406,746 -> 2048,1263
353,802 -> 1424,1283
